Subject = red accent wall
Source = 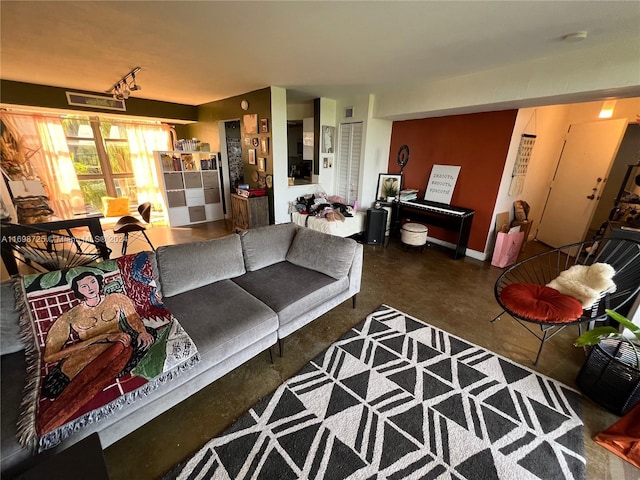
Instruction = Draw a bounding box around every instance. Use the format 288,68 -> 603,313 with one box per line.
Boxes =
388,110 -> 518,252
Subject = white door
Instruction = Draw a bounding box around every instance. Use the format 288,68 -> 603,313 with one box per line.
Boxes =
336,122 -> 363,205
537,119 -> 627,247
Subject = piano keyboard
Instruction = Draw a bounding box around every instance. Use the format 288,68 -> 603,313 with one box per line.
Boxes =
400,199 -> 470,217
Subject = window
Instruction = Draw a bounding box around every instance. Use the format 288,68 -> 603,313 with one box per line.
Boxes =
62,117 -> 137,212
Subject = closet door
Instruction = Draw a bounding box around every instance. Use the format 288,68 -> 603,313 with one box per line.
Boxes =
336,122 -> 363,205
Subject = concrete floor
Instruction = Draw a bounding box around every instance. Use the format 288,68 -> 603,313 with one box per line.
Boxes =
100,221 -> 635,480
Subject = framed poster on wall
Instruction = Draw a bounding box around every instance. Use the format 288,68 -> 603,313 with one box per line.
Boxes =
424,165 -> 461,204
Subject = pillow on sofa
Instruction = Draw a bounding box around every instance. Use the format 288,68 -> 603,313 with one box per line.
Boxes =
157,234 -> 246,297
0,281 -> 24,355
101,196 -> 130,217
286,228 -> 357,280
241,223 -> 298,271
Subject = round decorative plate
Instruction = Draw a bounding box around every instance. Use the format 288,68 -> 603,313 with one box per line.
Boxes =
241,99 -> 249,111
266,175 -> 273,188
251,170 -> 259,182
252,138 -> 260,147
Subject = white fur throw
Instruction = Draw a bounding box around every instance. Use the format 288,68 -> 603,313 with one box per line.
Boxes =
546,263 -> 616,308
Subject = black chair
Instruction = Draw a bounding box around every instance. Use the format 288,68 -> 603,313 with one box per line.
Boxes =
491,237 -> 640,365
1,223 -> 111,273
113,202 -> 155,255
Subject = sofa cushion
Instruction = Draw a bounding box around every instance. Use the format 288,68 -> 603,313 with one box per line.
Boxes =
240,223 -> 298,272
162,280 -> 278,362
285,228 -> 357,280
157,234 -> 245,297
233,262 -> 348,326
1,281 -> 24,355
101,196 -> 130,217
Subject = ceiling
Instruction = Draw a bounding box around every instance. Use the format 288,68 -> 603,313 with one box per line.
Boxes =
1,1 -> 639,107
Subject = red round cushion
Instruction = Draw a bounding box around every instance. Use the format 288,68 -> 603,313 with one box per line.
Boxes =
500,283 -> 583,323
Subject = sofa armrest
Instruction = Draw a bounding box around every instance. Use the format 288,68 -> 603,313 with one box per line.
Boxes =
348,243 -> 363,296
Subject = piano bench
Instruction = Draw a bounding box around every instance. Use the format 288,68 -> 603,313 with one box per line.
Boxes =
401,223 -> 429,251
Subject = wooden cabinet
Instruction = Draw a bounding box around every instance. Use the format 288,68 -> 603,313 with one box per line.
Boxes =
231,194 -> 269,232
155,151 -> 224,227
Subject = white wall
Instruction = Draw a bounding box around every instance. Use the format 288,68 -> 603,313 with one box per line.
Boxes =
334,94 -> 392,211
490,97 -> 640,257
271,86 -> 290,224
490,105 -> 571,256
374,37 -> 640,121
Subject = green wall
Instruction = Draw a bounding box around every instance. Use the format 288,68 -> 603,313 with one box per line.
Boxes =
1,80 -> 198,121
188,87 -> 274,222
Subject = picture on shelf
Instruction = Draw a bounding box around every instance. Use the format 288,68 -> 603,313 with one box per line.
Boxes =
258,157 -> 267,172
249,149 -> 256,165
376,173 -> 402,201
260,137 -> 270,155
260,118 -> 269,133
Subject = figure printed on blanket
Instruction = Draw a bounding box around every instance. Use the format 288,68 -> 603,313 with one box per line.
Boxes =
38,270 -> 155,434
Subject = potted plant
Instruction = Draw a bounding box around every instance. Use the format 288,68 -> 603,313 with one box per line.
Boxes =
575,309 -> 640,415
382,178 -> 398,202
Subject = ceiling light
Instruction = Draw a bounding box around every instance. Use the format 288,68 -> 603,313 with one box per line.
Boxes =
107,67 -> 141,99
599,100 -> 616,119
562,31 -> 588,43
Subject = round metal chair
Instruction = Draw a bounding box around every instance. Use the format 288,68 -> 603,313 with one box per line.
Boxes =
113,202 -> 155,255
491,237 -> 640,365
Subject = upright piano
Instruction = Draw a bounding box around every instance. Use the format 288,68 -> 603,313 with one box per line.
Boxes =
395,199 -> 475,259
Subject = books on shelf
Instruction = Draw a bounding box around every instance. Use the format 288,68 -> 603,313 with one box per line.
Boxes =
400,189 -> 419,201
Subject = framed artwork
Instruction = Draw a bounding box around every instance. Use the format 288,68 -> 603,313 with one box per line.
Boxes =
244,137 -> 251,146
260,118 -> 269,133
260,137 -> 270,155
243,114 -> 258,134
376,173 -> 402,201
248,149 -> 256,165
321,126 -> 335,153
252,137 -> 260,148
258,157 -> 267,172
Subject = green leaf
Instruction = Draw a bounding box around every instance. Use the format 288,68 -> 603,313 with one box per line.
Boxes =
40,270 -> 62,289
574,326 -> 621,347
606,309 -> 640,341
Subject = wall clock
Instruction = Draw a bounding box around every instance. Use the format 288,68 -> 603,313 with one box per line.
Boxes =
240,100 -> 249,111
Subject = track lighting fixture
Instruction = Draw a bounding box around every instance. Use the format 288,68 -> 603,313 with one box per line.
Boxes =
107,67 -> 142,100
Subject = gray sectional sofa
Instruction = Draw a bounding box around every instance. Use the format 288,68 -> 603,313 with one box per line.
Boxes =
0,222 -> 363,476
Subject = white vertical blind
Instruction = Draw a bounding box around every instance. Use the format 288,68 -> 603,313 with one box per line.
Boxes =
337,122 -> 363,205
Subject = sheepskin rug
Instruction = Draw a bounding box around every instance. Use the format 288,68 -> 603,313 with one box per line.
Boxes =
546,262 -> 616,308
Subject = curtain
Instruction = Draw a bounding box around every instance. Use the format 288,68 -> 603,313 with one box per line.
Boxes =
124,123 -> 171,210
0,111 -> 83,214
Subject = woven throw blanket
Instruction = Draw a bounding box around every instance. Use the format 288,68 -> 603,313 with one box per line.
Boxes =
17,251 -> 200,451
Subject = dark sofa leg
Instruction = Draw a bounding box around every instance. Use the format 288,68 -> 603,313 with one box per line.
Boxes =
268,346 -> 274,364
352,295 -> 357,309
278,338 -> 284,357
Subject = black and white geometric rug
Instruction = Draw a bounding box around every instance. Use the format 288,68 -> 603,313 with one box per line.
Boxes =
168,305 -> 585,480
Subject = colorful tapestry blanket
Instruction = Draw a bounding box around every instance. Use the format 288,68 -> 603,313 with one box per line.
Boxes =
17,251 -> 200,451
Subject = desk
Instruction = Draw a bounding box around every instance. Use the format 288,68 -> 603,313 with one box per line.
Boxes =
1,214 -> 108,276
392,201 -> 475,259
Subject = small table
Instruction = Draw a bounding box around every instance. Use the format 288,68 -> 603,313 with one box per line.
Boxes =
1,213 -> 109,276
